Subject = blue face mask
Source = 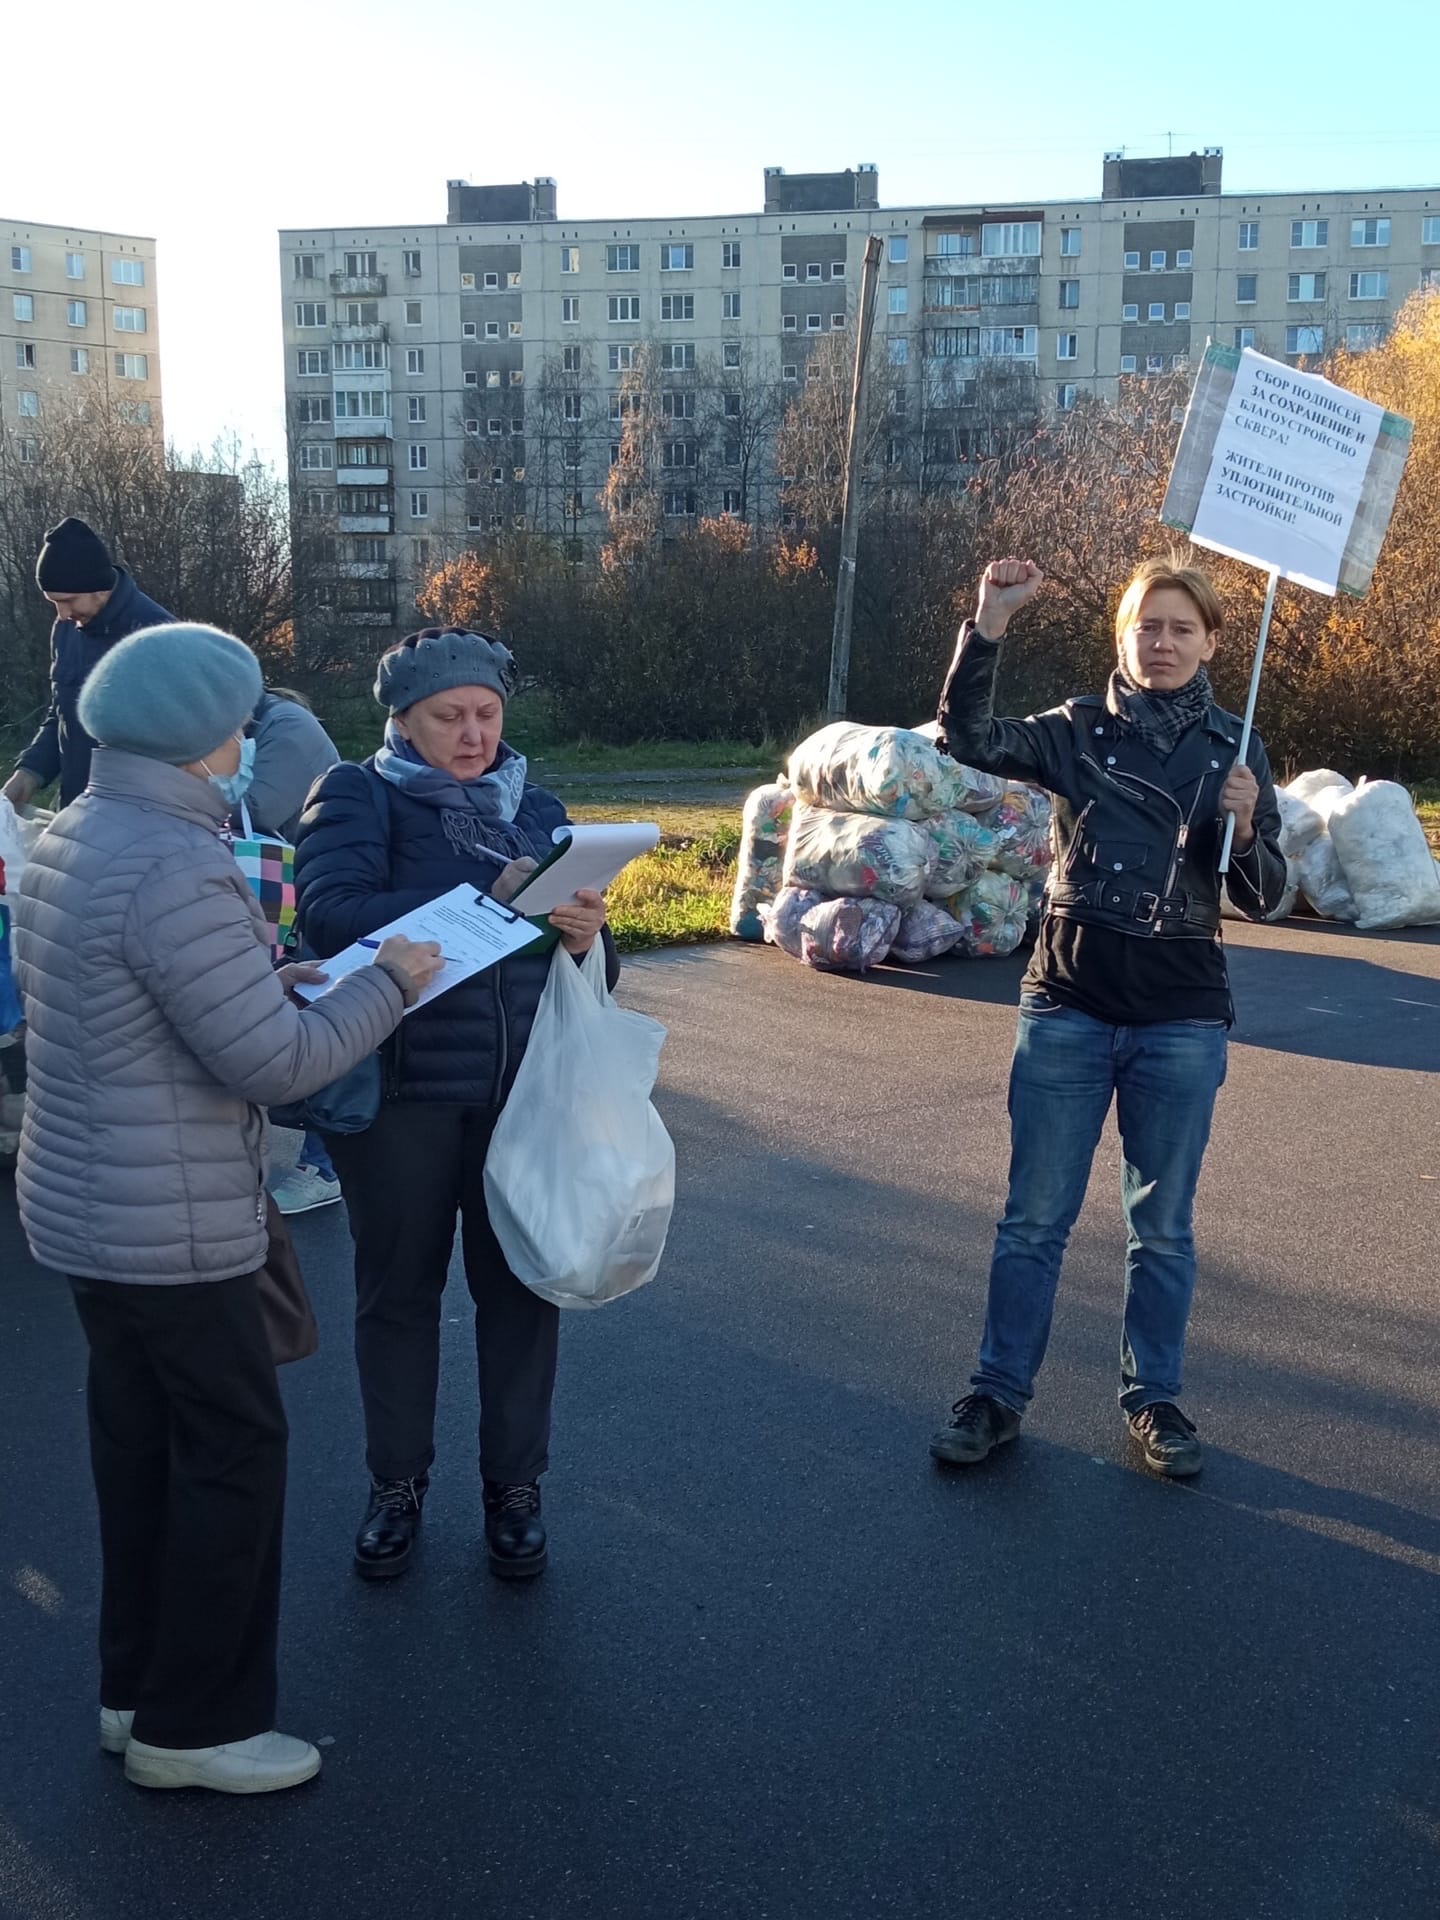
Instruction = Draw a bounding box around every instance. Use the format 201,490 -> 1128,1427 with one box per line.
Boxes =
207,734 -> 256,808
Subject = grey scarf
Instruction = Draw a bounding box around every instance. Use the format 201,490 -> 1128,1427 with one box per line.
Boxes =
1105,665 -> 1215,760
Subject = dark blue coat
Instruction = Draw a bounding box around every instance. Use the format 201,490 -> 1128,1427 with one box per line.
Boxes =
18,569 -> 175,806
294,758 -> 620,1106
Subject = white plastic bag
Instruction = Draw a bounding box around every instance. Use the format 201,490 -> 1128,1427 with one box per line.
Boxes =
1327,780 -> 1440,931
787,722 -> 973,820
783,803 -> 933,906
1297,835 -> 1358,921
1278,772 -> 1353,860
0,798 -> 28,893
730,781 -> 794,941
484,943 -> 675,1309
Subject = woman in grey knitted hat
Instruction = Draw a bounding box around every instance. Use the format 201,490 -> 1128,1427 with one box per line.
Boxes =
294,627 -> 617,1584
11,622 -> 442,1795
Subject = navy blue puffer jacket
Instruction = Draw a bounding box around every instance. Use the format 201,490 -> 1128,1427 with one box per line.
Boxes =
294,758 -> 620,1106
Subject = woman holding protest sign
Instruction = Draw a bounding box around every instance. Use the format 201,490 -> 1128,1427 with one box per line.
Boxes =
929,555 -> 1286,1479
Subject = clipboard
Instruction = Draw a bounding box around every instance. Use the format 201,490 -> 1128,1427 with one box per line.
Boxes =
508,822 -> 661,940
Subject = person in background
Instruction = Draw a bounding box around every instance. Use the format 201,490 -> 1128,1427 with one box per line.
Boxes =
13,621 -> 441,1796
2,518 -> 172,812
929,556 -> 1287,1480
295,627 -> 613,1584
236,686 -> 346,1216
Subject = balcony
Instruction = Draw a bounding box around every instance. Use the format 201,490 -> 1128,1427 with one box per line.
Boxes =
338,513 -> 393,535
338,561 -> 394,581
330,273 -> 388,297
336,466 -> 391,486
335,417 -> 392,439
333,322 -> 388,343
346,610 -> 394,626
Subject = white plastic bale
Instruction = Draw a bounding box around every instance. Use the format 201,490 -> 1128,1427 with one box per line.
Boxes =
1221,855 -> 1299,923
921,809 -> 996,898
910,721 -> 1008,813
799,897 -> 901,972
787,722 -> 970,820
761,885 -> 827,959
730,781 -> 795,941
889,901 -> 965,964
942,872 -> 1030,959
1297,835 -> 1358,921
1278,772 -> 1353,859
783,803 -> 934,907
987,785 -> 1053,882
1326,780 -> 1440,931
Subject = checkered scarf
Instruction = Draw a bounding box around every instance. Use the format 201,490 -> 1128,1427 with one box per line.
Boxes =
1105,665 -> 1215,760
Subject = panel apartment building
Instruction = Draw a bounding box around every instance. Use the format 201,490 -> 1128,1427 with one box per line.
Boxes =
1,218 -> 162,458
279,151 -> 1440,632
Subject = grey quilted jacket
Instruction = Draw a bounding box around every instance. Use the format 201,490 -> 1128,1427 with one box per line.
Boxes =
13,750 -> 406,1285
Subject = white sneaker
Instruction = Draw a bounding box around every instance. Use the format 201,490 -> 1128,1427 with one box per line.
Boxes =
100,1707 -> 135,1754
124,1729 -> 322,1794
269,1165 -> 342,1216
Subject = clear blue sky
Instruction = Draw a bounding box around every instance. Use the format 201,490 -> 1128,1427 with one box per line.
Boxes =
5,0 -> 1437,471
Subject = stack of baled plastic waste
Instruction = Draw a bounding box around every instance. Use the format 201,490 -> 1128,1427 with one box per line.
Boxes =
730,721 -> 1054,972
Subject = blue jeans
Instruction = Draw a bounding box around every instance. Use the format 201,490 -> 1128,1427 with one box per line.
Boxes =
972,995 -> 1227,1416
301,1129 -> 335,1180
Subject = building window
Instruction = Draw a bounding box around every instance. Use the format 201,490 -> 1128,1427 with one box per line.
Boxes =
1346,323 -> 1386,350
662,440 -> 697,468
932,232 -> 974,258
1057,333 -> 1077,360
1351,218 -> 1390,248
1238,222 -> 1259,251
1058,383 -> 1077,410
405,300 -> 422,325
1148,250 -> 1166,271
830,261 -> 846,281
721,489 -> 742,514
609,344 -> 635,371
408,445 -> 428,471
783,263 -> 798,281
888,338 -> 909,366
112,257 -> 145,286
723,291 -> 741,320
293,255 -> 319,280
1175,301 -> 1192,320
294,301 -> 327,327
410,492 -> 430,519
723,342 -> 741,369
722,391 -> 741,417
462,321 -> 478,340
1176,248 -> 1194,269
70,347 -> 90,373
560,246 -> 580,274
1287,272 -> 1325,302
662,391 -> 695,419
1148,303 -> 1166,321
1291,219 -> 1328,248
509,320 -> 522,338
404,249 -> 422,277
408,396 -> 427,423
406,348 -> 424,374
661,294 -> 694,321
334,390 -> 390,418
562,345 -> 582,372
888,234 -> 909,265
1349,270 -> 1389,300
12,293 -> 34,322
1236,275 -> 1257,304
334,340 -> 387,371
18,436 -> 39,463
114,307 -> 147,333
1060,228 -> 1081,257
982,221 -> 1041,256
563,393 -> 583,420
1234,326 -> 1256,349
1424,217 -> 1440,245
485,321 -> 500,339
1117,355 -> 1136,373
782,364 -> 797,381
981,325 -> 1037,358
783,314 -> 798,332
558,295 -> 579,324
1059,280 -> 1079,310
663,489 -> 697,516
297,395 -> 331,423
662,343 -> 696,371
1123,251 -> 1141,271
17,391 -> 39,417
1285,325 -> 1325,355
298,444 -> 333,470
832,312 -> 846,329
343,251 -> 377,278
1122,303 -> 1139,322
806,263 -> 822,281
1146,354 -> 1165,373
65,252 -> 85,279
507,272 -> 521,290
114,352 -> 149,379
342,301 -> 378,326
886,286 -> 908,316
11,245 -> 31,272
486,370 -> 501,386
296,348 -> 330,376
464,370 -> 479,385
15,341 -> 35,369
606,244 -> 641,272
609,296 -> 641,322
722,241 -> 741,269
483,272 -> 499,290
660,243 -> 694,271
510,370 -> 524,387
488,419 -> 503,435
806,313 -> 822,331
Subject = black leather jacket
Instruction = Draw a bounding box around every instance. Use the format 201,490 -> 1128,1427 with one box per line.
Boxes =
937,625 -> 1288,938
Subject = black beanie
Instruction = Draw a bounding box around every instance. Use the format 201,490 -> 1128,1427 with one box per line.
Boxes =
35,517 -> 115,595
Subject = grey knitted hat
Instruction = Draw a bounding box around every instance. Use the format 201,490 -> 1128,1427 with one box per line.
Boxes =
78,623 -> 263,764
374,627 -> 518,713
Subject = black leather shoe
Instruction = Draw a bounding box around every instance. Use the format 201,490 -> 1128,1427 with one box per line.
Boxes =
482,1480 -> 547,1579
354,1475 -> 427,1579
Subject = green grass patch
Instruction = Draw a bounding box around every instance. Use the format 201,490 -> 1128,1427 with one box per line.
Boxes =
563,799 -> 742,952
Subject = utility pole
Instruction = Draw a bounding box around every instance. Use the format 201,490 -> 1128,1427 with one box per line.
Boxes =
826,234 -> 885,720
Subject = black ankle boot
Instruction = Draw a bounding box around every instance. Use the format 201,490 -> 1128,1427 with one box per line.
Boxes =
482,1480 -> 546,1580
354,1475 -> 427,1580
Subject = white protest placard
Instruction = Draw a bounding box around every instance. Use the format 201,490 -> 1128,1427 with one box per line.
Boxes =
1162,344 -> 1411,597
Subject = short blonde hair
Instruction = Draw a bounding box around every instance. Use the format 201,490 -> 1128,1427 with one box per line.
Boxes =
1114,557 -> 1224,645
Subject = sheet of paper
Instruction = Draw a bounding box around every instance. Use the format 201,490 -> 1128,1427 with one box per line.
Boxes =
510,822 -> 660,915
292,884 -> 543,1014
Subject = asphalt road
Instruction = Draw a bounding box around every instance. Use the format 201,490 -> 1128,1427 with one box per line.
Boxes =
2,917 -> 1439,1920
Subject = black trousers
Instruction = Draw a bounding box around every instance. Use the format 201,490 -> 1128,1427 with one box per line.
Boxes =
329,1103 -> 560,1486
67,1272 -> 288,1750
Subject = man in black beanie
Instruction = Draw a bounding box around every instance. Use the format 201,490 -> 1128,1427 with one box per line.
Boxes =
3,518 -> 174,810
